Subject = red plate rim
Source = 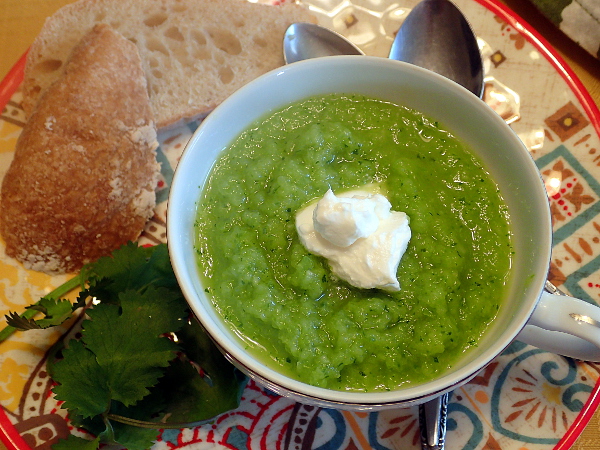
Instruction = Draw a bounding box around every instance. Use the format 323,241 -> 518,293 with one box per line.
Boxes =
0,51 -> 26,111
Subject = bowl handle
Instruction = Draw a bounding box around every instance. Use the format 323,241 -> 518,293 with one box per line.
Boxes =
516,287 -> 600,361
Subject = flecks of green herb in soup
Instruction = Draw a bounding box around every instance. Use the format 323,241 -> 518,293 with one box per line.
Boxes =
195,94 -> 513,392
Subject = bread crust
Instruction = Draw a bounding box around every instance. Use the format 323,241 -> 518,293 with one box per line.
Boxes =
0,24 -> 160,274
22,0 -> 316,128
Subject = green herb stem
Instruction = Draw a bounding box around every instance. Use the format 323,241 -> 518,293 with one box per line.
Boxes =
106,413 -> 214,430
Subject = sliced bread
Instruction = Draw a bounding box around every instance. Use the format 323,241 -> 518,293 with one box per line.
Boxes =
1,24 -> 160,274
22,0 -> 315,128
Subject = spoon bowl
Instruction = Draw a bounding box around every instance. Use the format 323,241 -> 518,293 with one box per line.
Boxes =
283,22 -> 364,64
389,0 -> 484,97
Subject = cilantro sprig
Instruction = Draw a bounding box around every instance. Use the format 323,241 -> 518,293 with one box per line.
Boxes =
1,276 -> 83,339
2,242 -> 246,450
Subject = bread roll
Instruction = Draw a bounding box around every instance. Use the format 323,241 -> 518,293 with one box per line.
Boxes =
22,0 -> 316,128
0,24 -> 160,274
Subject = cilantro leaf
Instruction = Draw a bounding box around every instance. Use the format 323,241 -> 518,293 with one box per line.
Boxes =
106,417 -> 161,450
66,411 -> 160,450
28,298 -> 75,327
52,434 -> 101,450
87,242 -> 178,297
2,275 -> 83,339
77,287 -> 186,408
6,298 -> 78,330
4,312 -> 42,331
51,340 -> 110,418
158,318 -> 248,423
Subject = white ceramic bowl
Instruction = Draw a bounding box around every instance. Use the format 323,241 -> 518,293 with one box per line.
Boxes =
167,56 -> 552,409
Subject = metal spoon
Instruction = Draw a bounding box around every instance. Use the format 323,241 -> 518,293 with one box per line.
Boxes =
283,22 -> 364,64
420,393 -> 449,450
390,3 -> 481,447
389,0 -> 484,97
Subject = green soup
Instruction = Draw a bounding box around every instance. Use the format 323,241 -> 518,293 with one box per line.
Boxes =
195,94 -> 513,392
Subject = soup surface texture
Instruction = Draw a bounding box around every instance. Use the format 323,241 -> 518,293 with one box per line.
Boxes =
195,94 -> 513,392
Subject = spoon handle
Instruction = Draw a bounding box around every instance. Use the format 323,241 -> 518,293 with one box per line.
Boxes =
419,393 -> 449,450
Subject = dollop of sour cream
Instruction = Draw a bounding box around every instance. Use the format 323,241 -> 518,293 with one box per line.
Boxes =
295,188 -> 411,291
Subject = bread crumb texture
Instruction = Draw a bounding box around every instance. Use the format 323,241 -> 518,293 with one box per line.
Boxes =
22,0 -> 316,128
0,24 -> 160,274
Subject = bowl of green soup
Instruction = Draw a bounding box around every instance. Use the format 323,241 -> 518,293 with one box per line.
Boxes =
167,56 -> 600,409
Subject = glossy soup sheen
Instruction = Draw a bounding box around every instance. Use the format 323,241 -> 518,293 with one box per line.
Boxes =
195,94 -> 513,392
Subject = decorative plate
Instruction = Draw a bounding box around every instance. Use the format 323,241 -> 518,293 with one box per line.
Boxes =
1,0 -> 600,449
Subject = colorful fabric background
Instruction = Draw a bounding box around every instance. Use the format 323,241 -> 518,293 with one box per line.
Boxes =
529,0 -> 600,59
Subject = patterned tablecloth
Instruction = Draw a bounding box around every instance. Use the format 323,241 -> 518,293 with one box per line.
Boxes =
1,1 -> 600,450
